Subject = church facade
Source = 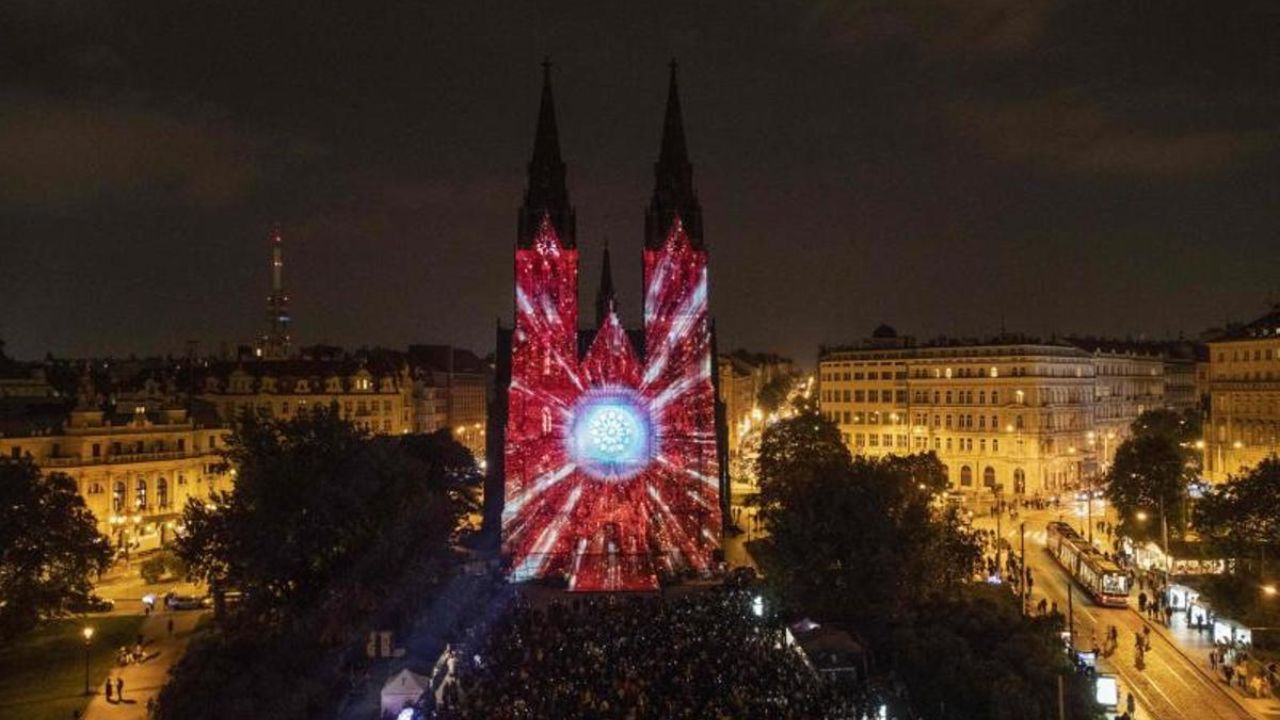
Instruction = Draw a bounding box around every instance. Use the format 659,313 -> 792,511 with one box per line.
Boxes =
487,64 -> 728,591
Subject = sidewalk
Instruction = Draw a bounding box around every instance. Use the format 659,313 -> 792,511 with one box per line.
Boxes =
81,609 -> 207,720
1137,606 -> 1280,719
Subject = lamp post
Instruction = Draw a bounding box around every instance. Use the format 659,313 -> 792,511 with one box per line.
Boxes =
81,625 -> 94,695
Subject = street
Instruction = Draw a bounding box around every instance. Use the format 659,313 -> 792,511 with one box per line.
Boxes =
976,500 -> 1274,720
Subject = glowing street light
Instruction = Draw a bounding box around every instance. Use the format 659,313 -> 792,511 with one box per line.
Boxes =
1263,585 -> 1278,597
81,625 -> 95,695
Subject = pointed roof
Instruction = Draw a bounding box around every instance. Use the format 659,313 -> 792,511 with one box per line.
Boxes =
646,60 -> 703,250
531,58 -> 562,170
658,60 -> 689,170
594,241 -> 616,328
519,59 -> 575,249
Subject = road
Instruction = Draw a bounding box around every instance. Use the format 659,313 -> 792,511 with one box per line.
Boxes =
977,501 -> 1260,720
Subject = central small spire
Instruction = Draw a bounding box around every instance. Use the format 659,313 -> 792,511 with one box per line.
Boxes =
595,240 -> 616,327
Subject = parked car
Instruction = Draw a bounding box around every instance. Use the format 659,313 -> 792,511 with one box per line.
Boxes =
167,594 -> 208,610
69,595 -> 115,613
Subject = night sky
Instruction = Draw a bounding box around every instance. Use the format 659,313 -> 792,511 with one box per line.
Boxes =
2,1 -> 1277,365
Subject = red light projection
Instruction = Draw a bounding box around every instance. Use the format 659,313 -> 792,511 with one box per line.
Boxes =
503,216 -> 720,591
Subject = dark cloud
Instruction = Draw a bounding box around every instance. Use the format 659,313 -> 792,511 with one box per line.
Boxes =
0,93 -> 259,210
0,1 -> 1277,363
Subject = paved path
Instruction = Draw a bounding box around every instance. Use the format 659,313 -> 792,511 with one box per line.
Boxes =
977,502 -> 1280,720
81,609 -> 206,720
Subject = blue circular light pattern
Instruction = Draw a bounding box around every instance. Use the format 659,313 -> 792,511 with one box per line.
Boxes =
569,390 -> 653,480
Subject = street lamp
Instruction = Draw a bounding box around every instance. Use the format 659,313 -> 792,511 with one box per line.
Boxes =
1263,585 -> 1278,597
81,625 -> 95,695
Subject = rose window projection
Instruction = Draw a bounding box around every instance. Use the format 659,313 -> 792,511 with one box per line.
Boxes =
503,216 -> 721,591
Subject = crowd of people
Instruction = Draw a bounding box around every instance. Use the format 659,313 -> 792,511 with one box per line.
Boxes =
430,588 -> 864,719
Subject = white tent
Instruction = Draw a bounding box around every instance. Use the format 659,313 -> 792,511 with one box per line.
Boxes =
380,668 -> 431,717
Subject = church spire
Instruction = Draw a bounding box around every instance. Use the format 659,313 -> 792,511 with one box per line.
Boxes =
646,60 -> 702,250
519,58 -> 575,248
594,240 -> 616,327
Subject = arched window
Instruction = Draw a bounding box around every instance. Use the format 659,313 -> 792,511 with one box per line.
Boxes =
112,481 -> 126,513
960,466 -> 973,487
156,478 -> 169,509
1013,468 -> 1026,494
983,466 -> 996,488
135,479 -> 148,511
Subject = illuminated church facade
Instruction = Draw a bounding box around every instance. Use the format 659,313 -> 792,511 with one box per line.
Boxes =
486,63 -> 728,591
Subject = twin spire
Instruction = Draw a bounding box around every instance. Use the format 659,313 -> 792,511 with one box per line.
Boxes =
520,58 -> 575,249
518,59 -> 700,254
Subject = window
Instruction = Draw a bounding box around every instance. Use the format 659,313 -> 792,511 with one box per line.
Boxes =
945,391 -> 952,403
843,411 -> 851,424
896,390 -> 907,403
855,433 -> 865,447
979,439 -> 986,452
983,466 -> 996,488
113,482 -> 126,513
92,443 -> 101,458
869,434 -> 879,447
933,391 -> 940,403
868,390 -> 878,402
960,465 -> 973,486
177,439 -> 185,452
991,391 -> 999,405
157,478 -> 169,509
135,479 -> 148,511
993,438 -> 1000,452
945,415 -> 953,428
855,390 -> 865,402
843,390 -> 852,402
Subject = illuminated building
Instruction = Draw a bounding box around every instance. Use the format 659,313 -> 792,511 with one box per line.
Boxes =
1205,304 -> 1280,481
197,353 -> 416,435
819,327 -> 1096,496
0,364 -> 230,551
490,62 -> 725,591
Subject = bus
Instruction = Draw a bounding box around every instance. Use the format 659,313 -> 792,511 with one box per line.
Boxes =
1045,521 -> 1130,607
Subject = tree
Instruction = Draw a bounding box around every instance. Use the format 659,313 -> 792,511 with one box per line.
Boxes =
1195,455 -> 1280,576
892,586 -> 1101,720
1105,409 -> 1198,540
756,374 -> 793,413
0,459 -> 112,639
752,412 -> 981,641
174,408 -> 473,626
160,410 -> 476,719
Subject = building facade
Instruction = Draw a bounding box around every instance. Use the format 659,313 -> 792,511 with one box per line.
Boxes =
0,367 -> 230,552
819,327 -> 1098,496
1205,305 -> 1280,481
197,356 -> 416,436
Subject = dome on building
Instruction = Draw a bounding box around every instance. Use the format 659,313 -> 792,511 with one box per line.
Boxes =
871,324 -> 897,339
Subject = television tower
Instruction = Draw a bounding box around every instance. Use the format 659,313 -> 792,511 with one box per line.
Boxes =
259,225 -> 292,359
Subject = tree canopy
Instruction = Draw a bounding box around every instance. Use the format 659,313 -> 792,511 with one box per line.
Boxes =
1195,456 -> 1280,560
161,409 -> 478,719
1104,408 -> 1199,540
752,412 -> 980,638
0,459 -> 112,640
752,412 -> 1098,719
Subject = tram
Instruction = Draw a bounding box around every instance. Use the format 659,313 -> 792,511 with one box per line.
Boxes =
1045,521 -> 1130,607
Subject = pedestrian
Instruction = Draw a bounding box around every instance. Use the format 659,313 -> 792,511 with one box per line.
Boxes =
147,697 -> 156,715
1138,592 -> 1148,613
167,617 -> 174,637
1143,625 -> 1151,649
105,677 -> 113,703
1210,649 -> 1218,670
1127,691 -> 1136,715
1225,664 -> 1235,685
116,676 -> 124,700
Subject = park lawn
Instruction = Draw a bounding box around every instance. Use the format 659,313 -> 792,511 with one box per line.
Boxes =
0,614 -> 145,720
